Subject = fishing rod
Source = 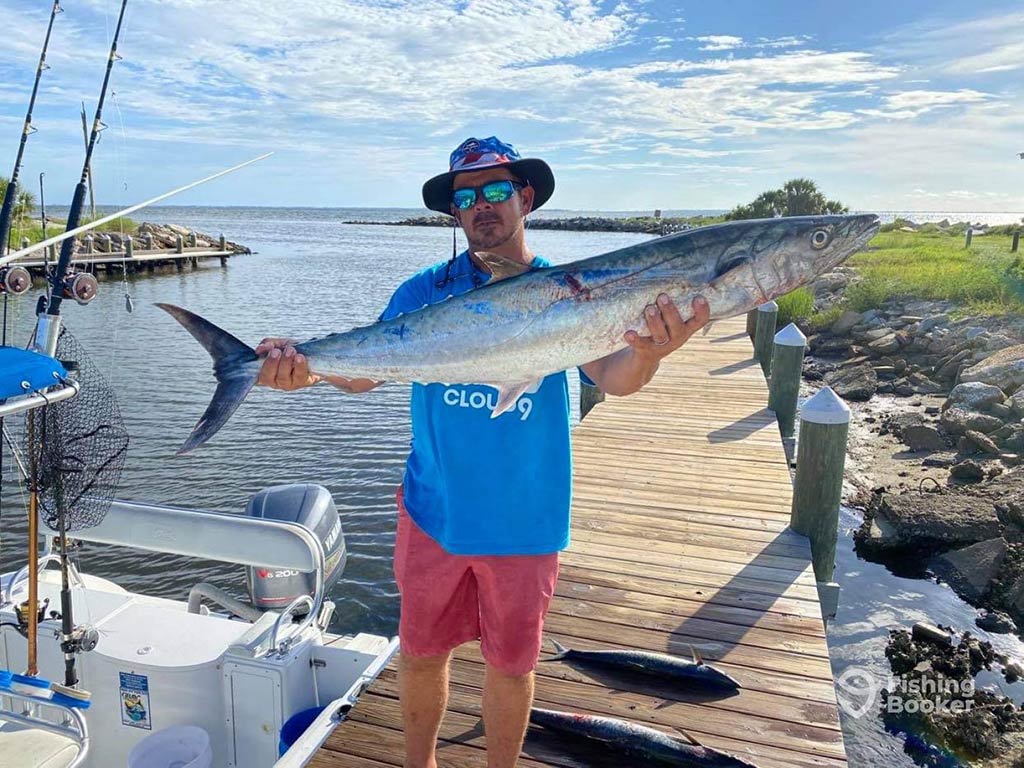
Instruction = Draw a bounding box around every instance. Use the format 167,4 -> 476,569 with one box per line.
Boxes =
0,0 -> 60,291
0,152 -> 273,269
46,0 -> 129,320
23,0 -> 130,695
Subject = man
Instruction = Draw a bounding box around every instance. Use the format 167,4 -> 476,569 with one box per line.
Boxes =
257,136 -> 710,768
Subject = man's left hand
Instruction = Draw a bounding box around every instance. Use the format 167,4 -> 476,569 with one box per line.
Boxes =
624,294 -> 711,360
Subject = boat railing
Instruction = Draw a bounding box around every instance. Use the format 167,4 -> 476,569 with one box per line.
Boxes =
40,498 -> 326,655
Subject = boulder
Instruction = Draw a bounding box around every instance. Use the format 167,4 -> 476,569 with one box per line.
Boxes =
951,460 -> 986,482
809,335 -> 853,357
945,382 -> 1006,412
930,538 -> 1007,602
866,491 -> 1000,550
812,272 -> 849,294
824,363 -> 877,401
1009,388 -> 1024,418
902,425 -> 948,452
976,610 -> 1017,634
960,344 -> 1024,392
940,407 -> 1004,435
830,310 -> 862,336
868,334 -> 901,355
989,403 -> 1013,420
964,430 -> 1001,455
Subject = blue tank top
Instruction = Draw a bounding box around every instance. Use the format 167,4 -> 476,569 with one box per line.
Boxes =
380,251 -> 584,555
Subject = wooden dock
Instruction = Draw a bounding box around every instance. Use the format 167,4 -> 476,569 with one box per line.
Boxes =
313,314 -> 847,768
9,247 -> 236,274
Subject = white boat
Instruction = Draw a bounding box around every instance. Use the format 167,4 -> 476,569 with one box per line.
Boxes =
0,369 -> 397,768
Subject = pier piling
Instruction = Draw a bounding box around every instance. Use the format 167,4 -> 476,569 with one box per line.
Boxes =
745,309 -> 757,342
790,386 -> 849,588
753,301 -> 778,375
768,323 -> 807,438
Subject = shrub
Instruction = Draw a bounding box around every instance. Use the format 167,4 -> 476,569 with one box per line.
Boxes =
775,287 -> 815,327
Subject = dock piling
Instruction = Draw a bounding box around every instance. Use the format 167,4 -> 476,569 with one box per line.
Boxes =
188,231 -> 197,248
142,232 -> 154,250
175,234 -> 183,254
85,235 -> 94,254
20,237 -> 29,251
124,235 -> 133,259
219,233 -> 227,250
745,309 -> 757,341
790,386 -> 849,589
768,323 -> 807,438
753,301 -> 778,375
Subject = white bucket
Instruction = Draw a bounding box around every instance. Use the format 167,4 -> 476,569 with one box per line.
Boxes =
126,725 -> 212,768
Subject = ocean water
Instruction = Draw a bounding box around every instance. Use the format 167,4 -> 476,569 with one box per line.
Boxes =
2,206 -> 1022,766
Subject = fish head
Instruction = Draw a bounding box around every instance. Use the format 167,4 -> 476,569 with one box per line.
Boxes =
703,214 -> 879,315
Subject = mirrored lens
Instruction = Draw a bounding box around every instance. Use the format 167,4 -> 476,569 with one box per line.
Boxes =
452,188 -> 477,210
482,181 -> 515,203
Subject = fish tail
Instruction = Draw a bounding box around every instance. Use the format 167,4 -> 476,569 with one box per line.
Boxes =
540,639 -> 571,662
156,303 -> 259,454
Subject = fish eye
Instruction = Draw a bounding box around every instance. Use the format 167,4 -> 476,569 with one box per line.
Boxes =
811,229 -> 830,249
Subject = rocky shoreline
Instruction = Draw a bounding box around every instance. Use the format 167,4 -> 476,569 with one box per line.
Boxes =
70,222 -> 250,255
802,261 -> 1024,760
343,214 -> 705,234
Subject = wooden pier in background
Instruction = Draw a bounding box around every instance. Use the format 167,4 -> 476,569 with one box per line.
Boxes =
9,246 -> 236,275
313,314 -> 847,768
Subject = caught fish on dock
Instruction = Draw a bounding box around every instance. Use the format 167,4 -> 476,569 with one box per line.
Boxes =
529,707 -> 760,767
159,214 -> 878,454
542,639 -> 740,690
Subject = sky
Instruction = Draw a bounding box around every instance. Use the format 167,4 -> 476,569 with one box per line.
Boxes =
0,0 -> 1021,212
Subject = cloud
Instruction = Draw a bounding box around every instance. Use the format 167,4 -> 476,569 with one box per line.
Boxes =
692,35 -> 744,51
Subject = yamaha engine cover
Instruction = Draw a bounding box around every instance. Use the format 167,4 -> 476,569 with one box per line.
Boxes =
244,484 -> 346,611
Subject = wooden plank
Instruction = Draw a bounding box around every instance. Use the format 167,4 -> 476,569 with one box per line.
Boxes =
312,314 -> 845,767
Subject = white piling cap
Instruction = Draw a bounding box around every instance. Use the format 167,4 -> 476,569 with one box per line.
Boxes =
774,322 -> 807,347
800,386 -> 850,425
757,300 -> 779,312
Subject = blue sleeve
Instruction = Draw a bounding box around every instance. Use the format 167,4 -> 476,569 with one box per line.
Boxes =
379,270 -> 434,321
578,367 -> 596,386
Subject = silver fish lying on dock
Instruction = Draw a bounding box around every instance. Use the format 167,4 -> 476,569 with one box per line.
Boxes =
159,214 -> 878,454
529,707 -> 760,767
542,639 -> 740,690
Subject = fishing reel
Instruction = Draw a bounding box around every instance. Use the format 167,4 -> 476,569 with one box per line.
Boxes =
61,270 -> 99,305
0,266 -> 31,296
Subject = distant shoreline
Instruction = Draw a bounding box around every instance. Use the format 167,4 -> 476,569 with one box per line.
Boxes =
342,214 -> 719,234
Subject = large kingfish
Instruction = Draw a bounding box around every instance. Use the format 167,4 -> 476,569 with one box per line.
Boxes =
542,639 -> 740,690
529,707 -> 760,767
160,214 -> 878,453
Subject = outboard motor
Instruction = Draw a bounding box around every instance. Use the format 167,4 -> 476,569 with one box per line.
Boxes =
244,484 -> 346,611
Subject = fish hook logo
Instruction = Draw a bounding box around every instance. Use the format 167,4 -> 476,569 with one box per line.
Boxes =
835,666 -> 881,719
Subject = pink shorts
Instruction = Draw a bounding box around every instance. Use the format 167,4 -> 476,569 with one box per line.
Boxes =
393,487 -> 559,676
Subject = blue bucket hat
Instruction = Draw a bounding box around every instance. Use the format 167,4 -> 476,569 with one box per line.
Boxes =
422,136 -> 555,215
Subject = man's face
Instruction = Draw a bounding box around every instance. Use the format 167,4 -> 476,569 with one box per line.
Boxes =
451,167 -> 535,250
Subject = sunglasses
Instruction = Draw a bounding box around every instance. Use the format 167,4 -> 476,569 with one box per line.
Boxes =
451,180 -> 524,210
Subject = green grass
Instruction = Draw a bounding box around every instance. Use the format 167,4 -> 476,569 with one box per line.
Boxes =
809,229 -> 1024,324
776,286 -> 815,327
5,215 -> 138,248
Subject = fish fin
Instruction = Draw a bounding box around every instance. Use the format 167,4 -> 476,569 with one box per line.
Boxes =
701,321 -> 714,336
156,303 -> 259,454
672,726 -> 703,747
475,250 -> 531,283
690,645 -> 704,666
490,380 -> 537,418
539,639 -> 571,662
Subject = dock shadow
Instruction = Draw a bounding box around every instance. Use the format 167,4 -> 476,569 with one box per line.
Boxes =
709,358 -> 759,377
664,541 -> 813,684
707,409 -> 777,443
709,331 -> 749,344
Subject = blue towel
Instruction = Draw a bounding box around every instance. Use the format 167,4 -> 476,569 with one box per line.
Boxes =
0,346 -> 68,400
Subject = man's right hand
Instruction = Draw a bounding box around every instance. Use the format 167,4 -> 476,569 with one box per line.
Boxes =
255,337 -> 384,394
256,338 -> 318,391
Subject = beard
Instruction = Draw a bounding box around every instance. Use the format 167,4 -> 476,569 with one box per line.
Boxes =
467,217 -> 520,250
